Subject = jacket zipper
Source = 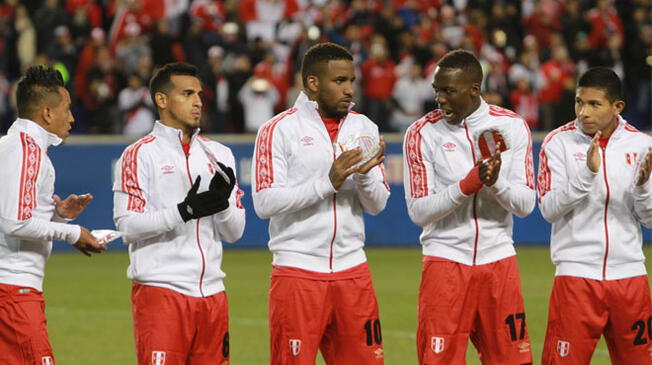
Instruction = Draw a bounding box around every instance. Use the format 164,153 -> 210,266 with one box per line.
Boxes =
327,117 -> 344,272
180,136 -> 206,297
463,123 -> 480,265
329,149 -> 338,272
601,148 -> 610,280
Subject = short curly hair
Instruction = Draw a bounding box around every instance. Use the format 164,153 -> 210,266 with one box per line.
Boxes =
301,42 -> 353,86
16,65 -> 64,119
149,62 -> 199,109
438,49 -> 483,84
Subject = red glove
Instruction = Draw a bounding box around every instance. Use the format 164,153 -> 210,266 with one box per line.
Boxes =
459,165 -> 483,195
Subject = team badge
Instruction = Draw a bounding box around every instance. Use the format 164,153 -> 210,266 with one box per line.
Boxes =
431,336 -> 445,354
557,340 -> 570,358
626,152 -> 639,165
151,351 -> 166,365
41,356 -> 54,365
289,339 -> 302,356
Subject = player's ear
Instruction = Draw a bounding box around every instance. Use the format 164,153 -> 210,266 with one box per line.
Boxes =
469,82 -> 481,97
613,99 -> 625,115
305,75 -> 319,94
154,92 -> 168,110
41,104 -> 53,125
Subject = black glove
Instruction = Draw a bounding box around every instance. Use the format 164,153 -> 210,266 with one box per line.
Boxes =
210,162 -> 236,200
177,175 -> 230,222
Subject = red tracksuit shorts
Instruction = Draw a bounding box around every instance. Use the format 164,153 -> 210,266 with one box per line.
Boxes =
417,256 -> 533,365
0,283 -> 55,365
542,275 -> 652,365
269,263 -> 384,365
131,283 -> 230,365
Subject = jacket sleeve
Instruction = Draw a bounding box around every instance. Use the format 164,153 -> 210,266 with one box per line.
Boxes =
211,150 -> 245,243
633,148 -> 652,228
485,121 -> 536,218
251,122 -> 335,220
0,138 -> 80,244
403,125 -> 469,227
352,164 -> 390,216
113,147 -> 185,243
537,136 -> 597,223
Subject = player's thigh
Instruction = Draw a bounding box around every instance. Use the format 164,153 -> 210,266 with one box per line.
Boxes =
417,260 -> 474,365
320,275 -> 384,365
603,276 -> 652,365
542,277 -> 606,365
471,257 -> 532,365
0,296 -> 54,365
131,284 -> 195,365
269,276 -> 329,365
188,291 -> 230,365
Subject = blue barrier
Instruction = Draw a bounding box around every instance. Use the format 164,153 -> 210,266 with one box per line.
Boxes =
49,138 -> 650,251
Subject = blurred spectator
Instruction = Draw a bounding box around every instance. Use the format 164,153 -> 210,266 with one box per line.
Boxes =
118,73 -> 154,135
14,5 -> 37,74
150,19 -> 176,67
587,0 -> 624,50
390,63 -> 431,131
83,46 -> 119,133
238,76 -> 279,133
225,54 -> 253,132
538,44 -> 575,131
200,46 -> 230,132
115,22 -> 151,75
33,0 -> 70,53
509,78 -> 539,129
360,41 -> 396,132
47,26 -> 78,82
239,0 -> 299,42
75,27 -> 105,101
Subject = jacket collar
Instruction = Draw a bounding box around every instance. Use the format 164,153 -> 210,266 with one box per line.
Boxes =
461,98 -> 489,128
574,115 -> 627,141
8,118 -> 62,149
293,91 -> 355,124
150,120 -> 200,146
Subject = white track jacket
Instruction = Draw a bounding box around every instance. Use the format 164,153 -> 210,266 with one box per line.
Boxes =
538,117 -> 652,280
403,100 -> 536,265
0,119 -> 81,291
251,92 -> 390,273
113,122 -> 245,297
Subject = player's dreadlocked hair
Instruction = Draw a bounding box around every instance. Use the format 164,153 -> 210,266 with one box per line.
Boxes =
16,65 -> 64,119
301,42 -> 353,86
578,67 -> 623,103
438,49 -> 483,84
149,62 -> 199,109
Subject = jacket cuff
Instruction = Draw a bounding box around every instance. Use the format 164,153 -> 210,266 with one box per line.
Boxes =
487,174 -> 508,195
574,165 -> 598,191
65,225 -> 82,244
315,175 -> 336,197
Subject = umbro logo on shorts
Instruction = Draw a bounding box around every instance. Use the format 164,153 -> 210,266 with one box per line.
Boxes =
152,350 -> 166,365
557,340 -> 570,357
41,356 -> 54,365
431,336 -> 445,354
289,339 -> 302,356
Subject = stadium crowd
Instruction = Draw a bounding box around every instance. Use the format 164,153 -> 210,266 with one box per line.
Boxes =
0,0 -> 649,135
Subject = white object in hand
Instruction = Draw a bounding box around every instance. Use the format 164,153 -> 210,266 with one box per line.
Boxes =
340,136 -> 380,167
91,230 -> 122,245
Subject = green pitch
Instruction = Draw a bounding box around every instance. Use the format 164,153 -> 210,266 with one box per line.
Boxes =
44,247 -> 640,364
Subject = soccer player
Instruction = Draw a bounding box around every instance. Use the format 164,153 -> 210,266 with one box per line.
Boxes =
0,65 -> 105,364
252,42 -> 389,364
538,67 -> 652,364
403,49 -> 535,364
113,62 -> 245,365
